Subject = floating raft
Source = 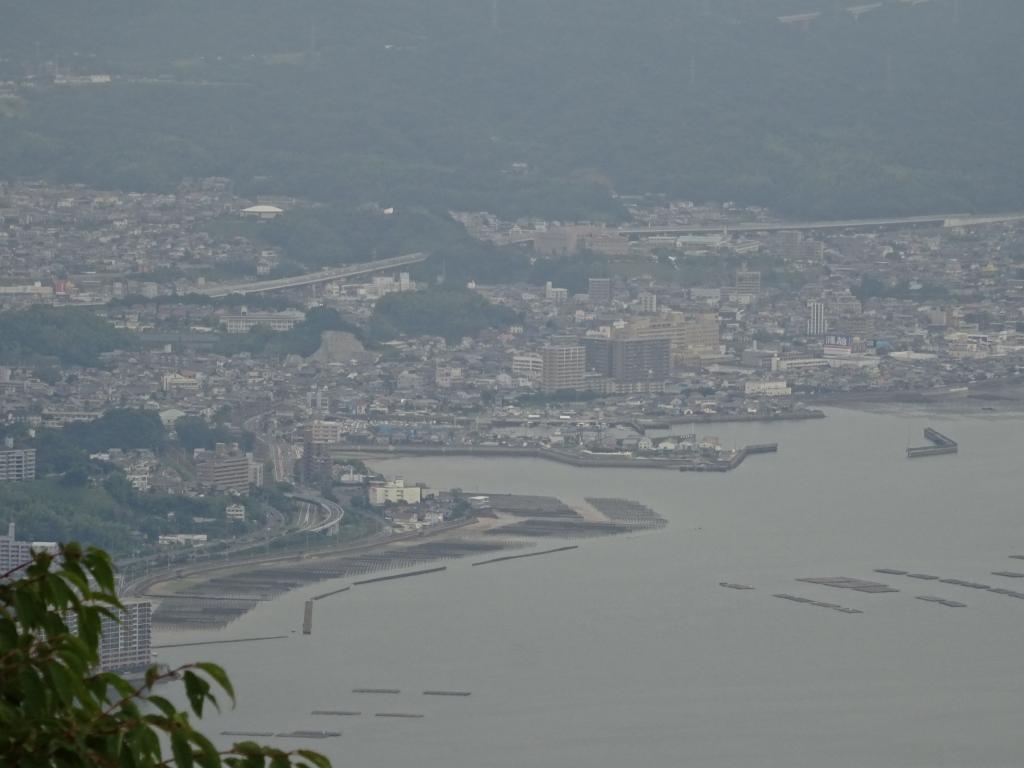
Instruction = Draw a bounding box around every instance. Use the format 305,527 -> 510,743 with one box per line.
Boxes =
917,596 -> 967,608
375,713 -> 424,719
990,588 -> 1024,599
222,731 -> 273,737
874,569 -> 908,575
275,730 -> 340,739
905,574 -> 940,581
719,582 -> 755,590
797,576 -> 898,593
992,571 -> 1024,578
353,688 -> 400,694
422,690 -> 471,697
773,593 -> 862,614
312,710 -> 362,716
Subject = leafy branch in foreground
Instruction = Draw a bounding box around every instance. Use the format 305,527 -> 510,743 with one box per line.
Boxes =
0,543 -> 330,768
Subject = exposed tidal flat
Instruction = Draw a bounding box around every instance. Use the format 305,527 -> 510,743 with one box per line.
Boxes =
158,408 -> 1024,768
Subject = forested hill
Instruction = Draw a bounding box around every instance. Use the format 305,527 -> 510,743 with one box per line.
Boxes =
2,0 -> 1022,219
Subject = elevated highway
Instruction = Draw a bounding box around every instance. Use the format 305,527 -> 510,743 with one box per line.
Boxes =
195,252 -> 428,297
617,212 -> 1024,239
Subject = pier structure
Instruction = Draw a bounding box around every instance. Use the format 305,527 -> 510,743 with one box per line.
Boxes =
907,428 -> 958,458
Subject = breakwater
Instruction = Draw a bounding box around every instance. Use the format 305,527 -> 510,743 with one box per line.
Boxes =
907,428 -> 958,458
472,545 -> 579,567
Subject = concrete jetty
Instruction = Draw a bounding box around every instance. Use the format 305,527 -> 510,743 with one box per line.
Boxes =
312,710 -> 362,716
312,585 -> 351,601
302,600 -> 313,635
907,428 -> 958,458
353,566 -> 446,586
472,545 -> 578,566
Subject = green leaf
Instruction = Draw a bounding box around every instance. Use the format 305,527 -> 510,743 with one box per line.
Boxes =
296,750 -> 332,768
147,695 -> 178,718
195,662 -> 235,706
190,731 -> 222,768
183,670 -> 210,717
48,662 -> 76,705
171,731 -> 195,768
84,548 -> 117,594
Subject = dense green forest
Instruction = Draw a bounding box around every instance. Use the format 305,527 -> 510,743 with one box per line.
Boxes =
0,307 -> 131,366
371,285 -> 520,342
1,1 -> 1022,218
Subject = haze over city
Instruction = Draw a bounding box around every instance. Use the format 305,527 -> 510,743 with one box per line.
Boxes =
2,2 -> 1024,766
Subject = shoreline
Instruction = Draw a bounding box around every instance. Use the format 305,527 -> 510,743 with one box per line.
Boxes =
327,443 -> 778,472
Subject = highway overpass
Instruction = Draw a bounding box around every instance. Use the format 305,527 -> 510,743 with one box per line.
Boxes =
616,212 -> 1024,238
195,252 -> 428,297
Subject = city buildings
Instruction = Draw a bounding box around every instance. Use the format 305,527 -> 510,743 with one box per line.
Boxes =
0,522 -> 33,575
621,312 -> 720,363
368,478 -> 433,506
222,308 -> 306,334
610,337 -> 672,383
735,270 -> 761,299
0,439 -> 36,482
807,301 -> 828,336
96,601 -> 153,673
195,443 -> 261,495
541,345 -> 585,391
588,277 -> 612,304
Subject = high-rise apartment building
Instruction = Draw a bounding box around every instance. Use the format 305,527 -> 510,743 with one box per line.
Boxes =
735,270 -> 761,298
541,345 -> 585,391
97,602 -> 153,673
610,337 -> 672,383
0,522 -> 33,576
588,277 -> 612,304
807,301 -> 828,336
0,438 -> 35,482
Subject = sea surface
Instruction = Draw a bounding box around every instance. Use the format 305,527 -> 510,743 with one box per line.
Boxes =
159,407 -> 1024,767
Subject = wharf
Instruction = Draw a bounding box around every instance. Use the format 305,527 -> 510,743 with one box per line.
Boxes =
331,442 -> 778,472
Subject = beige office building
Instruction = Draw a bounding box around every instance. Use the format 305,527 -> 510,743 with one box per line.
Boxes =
541,345 -> 586,391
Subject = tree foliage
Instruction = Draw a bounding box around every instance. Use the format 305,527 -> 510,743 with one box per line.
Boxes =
0,307 -> 131,367
371,285 -> 520,342
4,2 -> 1023,218
0,543 -> 330,768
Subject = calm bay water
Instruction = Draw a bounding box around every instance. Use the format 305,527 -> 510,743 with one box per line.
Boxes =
160,407 -> 1024,767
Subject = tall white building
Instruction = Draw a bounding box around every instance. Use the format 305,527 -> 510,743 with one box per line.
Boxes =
0,444 -> 35,483
0,522 -> 33,576
807,301 -> 828,336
